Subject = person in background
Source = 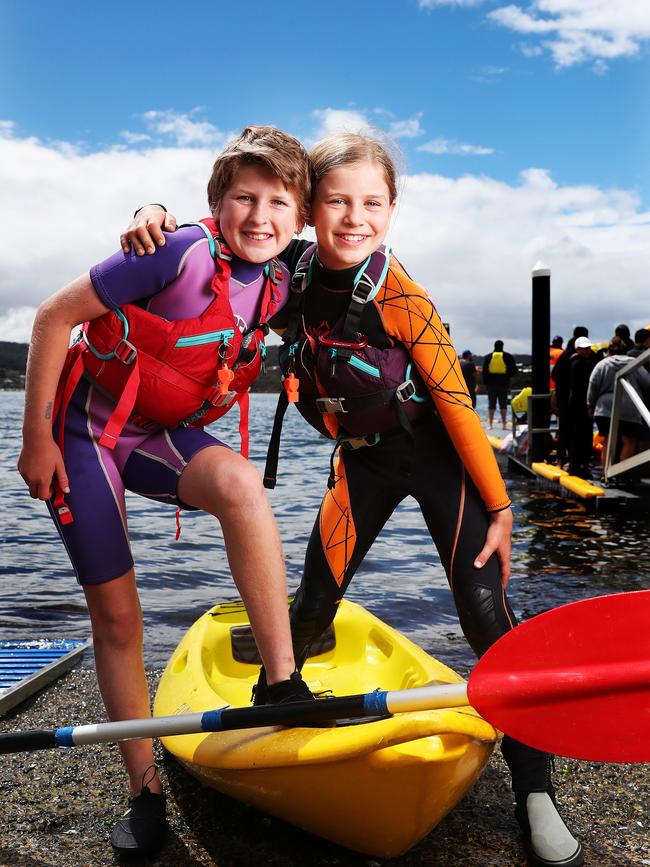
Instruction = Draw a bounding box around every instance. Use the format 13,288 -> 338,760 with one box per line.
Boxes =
614,323 -> 634,353
482,340 -> 518,429
459,349 -> 478,408
552,326 -> 589,466
567,337 -> 596,478
587,336 -> 650,473
628,327 -> 650,365
627,327 -> 650,453
549,335 -> 563,389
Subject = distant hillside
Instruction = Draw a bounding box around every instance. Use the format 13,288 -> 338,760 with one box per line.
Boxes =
0,342 -> 533,393
0,341 -> 28,390
0,341 -> 282,393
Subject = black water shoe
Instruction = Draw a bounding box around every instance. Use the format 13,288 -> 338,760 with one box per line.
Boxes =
110,768 -> 167,856
251,667 -> 315,705
515,790 -> 583,867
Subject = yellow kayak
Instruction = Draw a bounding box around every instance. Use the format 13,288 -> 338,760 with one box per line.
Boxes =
153,599 -> 497,858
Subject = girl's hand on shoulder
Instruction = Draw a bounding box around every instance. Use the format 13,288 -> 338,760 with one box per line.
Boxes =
473,507 -> 512,588
18,435 -> 69,501
120,206 -> 177,256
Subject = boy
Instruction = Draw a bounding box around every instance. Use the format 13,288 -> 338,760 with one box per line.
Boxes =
18,126 -> 313,856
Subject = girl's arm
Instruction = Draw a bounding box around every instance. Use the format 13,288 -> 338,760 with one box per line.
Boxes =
18,275 -> 110,500
379,270 -> 513,586
119,205 -> 177,256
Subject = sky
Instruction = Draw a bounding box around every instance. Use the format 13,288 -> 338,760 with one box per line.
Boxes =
1,0 -> 649,353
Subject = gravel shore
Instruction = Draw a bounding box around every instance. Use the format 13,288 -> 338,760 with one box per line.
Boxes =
0,668 -> 648,867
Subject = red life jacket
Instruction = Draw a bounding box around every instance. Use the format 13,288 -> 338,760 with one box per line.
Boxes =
52,219 -> 283,525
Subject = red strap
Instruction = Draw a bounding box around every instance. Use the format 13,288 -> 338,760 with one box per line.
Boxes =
97,358 -> 141,449
52,345 -> 87,526
238,391 -> 250,459
175,508 -> 182,540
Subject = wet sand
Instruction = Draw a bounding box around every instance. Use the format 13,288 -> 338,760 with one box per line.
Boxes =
0,669 -> 648,867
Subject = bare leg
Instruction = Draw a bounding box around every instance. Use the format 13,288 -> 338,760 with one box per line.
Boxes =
83,572 -> 162,796
178,446 -> 295,685
488,408 -> 495,428
620,434 -> 637,461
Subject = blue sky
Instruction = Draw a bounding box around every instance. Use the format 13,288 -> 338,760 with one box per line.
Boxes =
1,0 -> 649,351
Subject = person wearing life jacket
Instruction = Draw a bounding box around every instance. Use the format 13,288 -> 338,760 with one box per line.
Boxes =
17,126 -> 316,858
549,335 -> 563,389
125,134 -> 584,867
482,339 -> 519,429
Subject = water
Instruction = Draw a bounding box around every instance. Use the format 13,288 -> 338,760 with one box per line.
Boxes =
2,391 -> 647,672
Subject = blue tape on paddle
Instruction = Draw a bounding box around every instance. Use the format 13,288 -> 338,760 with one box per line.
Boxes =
201,710 -> 224,732
54,726 -> 75,747
363,690 -> 388,716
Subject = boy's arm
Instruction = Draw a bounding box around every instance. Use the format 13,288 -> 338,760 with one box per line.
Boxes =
18,275 -> 110,500
120,205 -> 177,256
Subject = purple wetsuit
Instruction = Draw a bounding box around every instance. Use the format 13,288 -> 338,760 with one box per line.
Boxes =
49,225 -> 290,585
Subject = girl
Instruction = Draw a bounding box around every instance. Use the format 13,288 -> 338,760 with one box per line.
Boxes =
126,133 -> 583,867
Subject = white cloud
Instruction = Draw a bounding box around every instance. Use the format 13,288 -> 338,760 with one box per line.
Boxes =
309,108 -> 373,141
388,168 -> 650,352
0,127 -> 216,341
1,123 -> 648,356
419,0 -> 650,68
488,0 -> 650,67
388,113 -> 425,139
419,137 -> 495,155
309,107 -> 426,144
121,109 -> 232,149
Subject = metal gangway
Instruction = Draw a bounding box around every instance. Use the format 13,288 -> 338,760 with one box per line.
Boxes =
604,347 -> 650,482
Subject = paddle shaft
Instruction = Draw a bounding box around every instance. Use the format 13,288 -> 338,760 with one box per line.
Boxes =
2,591 -> 649,762
0,683 -> 469,754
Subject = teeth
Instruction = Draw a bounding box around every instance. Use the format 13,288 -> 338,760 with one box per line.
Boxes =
246,233 -> 272,240
339,235 -> 367,242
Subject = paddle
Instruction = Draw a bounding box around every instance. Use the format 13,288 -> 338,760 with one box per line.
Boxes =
0,590 -> 648,762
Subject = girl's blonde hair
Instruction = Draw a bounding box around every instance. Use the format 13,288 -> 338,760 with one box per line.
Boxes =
309,132 -> 400,202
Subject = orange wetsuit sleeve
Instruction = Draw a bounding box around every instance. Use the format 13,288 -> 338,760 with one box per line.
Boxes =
376,265 -> 511,512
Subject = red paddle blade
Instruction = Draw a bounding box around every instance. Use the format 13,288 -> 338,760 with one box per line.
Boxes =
468,590 -> 650,763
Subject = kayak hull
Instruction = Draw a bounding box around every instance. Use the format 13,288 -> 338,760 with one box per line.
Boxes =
154,600 -> 497,857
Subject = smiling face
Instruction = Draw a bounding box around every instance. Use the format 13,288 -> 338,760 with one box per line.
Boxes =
214,164 -> 302,263
310,160 -> 396,270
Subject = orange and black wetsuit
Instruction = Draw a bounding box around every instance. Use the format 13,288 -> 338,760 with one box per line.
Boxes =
273,242 -> 552,793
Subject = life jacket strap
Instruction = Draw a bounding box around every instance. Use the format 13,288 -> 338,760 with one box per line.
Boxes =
97,357 -> 141,449
237,391 -> 250,460
315,379 -> 416,415
51,344 -> 87,525
263,389 -> 289,489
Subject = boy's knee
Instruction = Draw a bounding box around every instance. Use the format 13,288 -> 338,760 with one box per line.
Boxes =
209,455 -> 264,513
91,605 -> 143,651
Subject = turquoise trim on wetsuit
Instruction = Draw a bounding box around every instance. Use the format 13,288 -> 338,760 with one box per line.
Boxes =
192,220 -> 217,259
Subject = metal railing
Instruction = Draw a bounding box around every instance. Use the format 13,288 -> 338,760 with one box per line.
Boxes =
604,347 -> 650,481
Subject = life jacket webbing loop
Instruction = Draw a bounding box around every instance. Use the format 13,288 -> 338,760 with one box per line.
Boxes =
263,389 -> 289,489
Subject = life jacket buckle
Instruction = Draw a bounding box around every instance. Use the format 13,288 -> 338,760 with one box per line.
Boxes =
396,380 -> 416,402
316,396 -> 347,414
207,387 -> 237,408
350,274 -> 374,305
340,433 -> 380,450
113,338 -> 137,365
